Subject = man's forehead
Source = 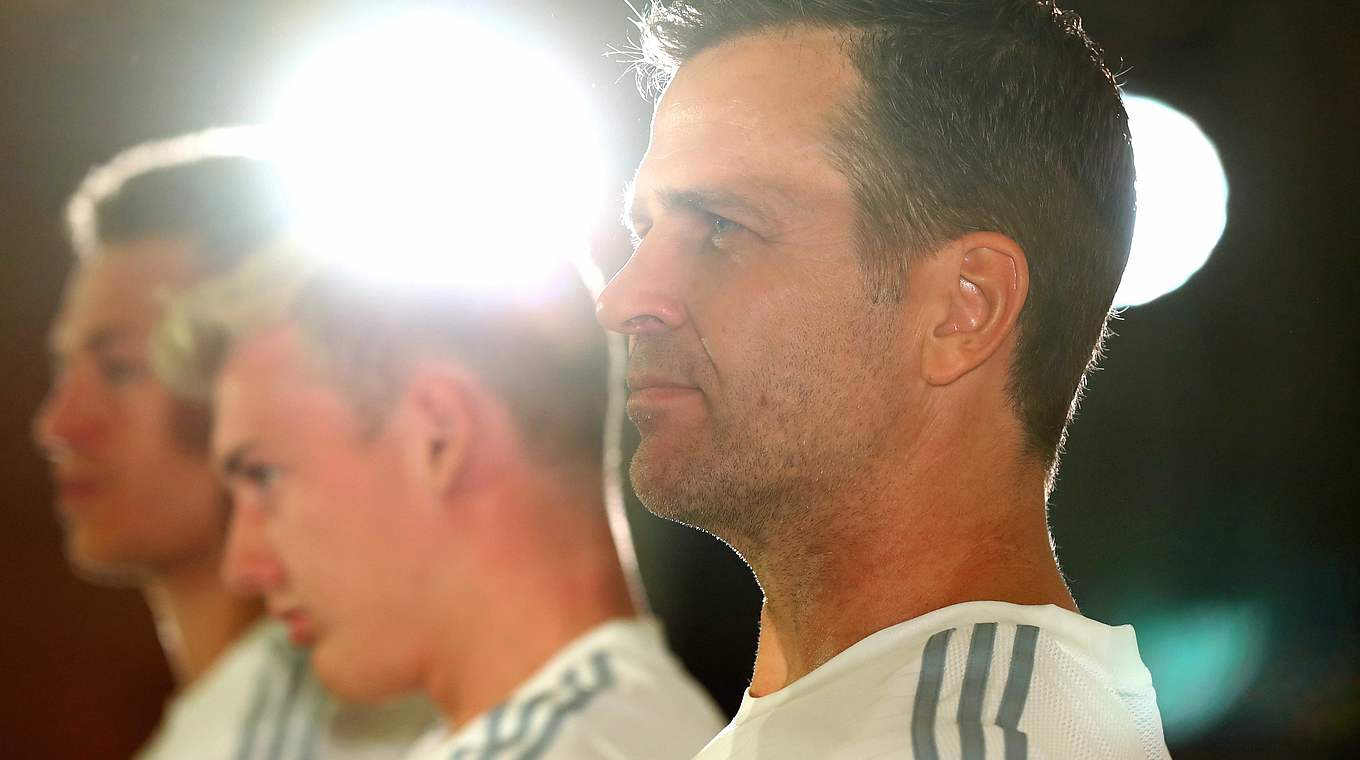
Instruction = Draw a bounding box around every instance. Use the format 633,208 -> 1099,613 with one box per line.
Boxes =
655,27 -> 859,138
48,321 -> 142,356
49,280 -> 158,355
50,241 -> 201,350
636,27 -> 861,210
212,324 -> 312,450
215,321 -> 355,429
213,322 -> 372,466
218,322 -> 311,395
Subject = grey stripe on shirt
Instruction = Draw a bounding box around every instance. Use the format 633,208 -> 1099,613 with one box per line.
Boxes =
910,628 -> 955,760
958,623 -> 998,760
996,624 -> 1041,760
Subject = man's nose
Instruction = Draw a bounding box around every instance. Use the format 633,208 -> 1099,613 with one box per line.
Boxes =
221,503 -> 284,597
32,370 -> 104,461
595,234 -> 690,335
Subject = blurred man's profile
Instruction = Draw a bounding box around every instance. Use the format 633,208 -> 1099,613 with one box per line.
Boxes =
151,239 -> 724,759
596,1 -> 1173,757
32,136 -> 434,759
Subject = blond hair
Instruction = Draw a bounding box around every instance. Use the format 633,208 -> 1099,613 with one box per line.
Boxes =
153,239 -> 609,458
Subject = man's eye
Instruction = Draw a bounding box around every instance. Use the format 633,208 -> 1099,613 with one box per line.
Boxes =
233,463 -> 283,513
99,358 -> 148,386
242,463 -> 281,490
708,214 -> 743,247
233,463 -> 281,496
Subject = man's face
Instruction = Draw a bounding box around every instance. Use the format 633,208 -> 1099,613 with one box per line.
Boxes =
595,30 -> 918,548
34,240 -> 226,579
214,323 -> 438,701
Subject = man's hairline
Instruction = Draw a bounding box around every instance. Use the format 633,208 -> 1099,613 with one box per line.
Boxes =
644,22 -> 902,246
212,315 -> 584,459
655,22 -> 934,237
222,315 -> 395,438
50,236 -> 212,367
210,322 -> 377,469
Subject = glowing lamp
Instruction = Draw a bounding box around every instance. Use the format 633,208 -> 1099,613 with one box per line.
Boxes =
266,9 -> 607,296
1116,95 -> 1230,307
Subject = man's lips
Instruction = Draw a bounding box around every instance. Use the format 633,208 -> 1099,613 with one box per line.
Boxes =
55,475 -> 102,504
627,373 -> 701,394
629,386 -> 701,399
271,607 -> 317,647
626,375 -> 704,418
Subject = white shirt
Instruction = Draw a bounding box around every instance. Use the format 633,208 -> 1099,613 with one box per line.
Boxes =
694,602 -> 1171,760
401,617 -> 725,760
138,620 -> 436,760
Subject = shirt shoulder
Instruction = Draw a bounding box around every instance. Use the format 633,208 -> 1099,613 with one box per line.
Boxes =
903,614 -> 1171,760
695,604 -> 1171,760
419,618 -> 724,760
138,621 -> 435,760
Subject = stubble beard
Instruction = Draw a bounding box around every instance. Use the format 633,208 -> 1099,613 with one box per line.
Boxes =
628,315 -> 898,562
631,409 -> 825,557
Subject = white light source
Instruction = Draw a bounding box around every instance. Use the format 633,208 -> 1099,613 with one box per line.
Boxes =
1116,95 -> 1229,307
266,8 -> 607,296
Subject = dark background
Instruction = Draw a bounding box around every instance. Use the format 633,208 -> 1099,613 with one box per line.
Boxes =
2,1 -> 1356,758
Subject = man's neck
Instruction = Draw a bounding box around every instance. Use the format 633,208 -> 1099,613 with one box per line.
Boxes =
424,484 -> 637,727
745,441 -> 1076,696
144,556 -> 262,688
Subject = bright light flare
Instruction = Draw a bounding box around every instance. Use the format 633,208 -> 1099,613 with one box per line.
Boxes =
267,9 -> 606,295
1116,95 -> 1229,307
1134,601 -> 1270,741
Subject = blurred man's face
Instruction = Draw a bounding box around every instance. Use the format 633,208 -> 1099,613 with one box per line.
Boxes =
215,322 -> 438,701
595,30 -> 912,544
34,240 -> 226,579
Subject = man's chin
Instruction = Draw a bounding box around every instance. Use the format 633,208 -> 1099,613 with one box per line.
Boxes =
64,533 -> 152,586
629,442 -> 683,512
630,438 -> 791,553
312,641 -> 408,705
629,443 -> 721,529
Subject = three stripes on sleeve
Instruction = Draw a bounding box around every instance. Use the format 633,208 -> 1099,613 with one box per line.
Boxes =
912,624 -> 1040,760
234,646 -> 324,760
446,651 -> 615,760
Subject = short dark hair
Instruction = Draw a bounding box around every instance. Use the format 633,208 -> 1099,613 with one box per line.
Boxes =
65,130 -> 294,454
65,130 -> 292,275
634,0 -> 1136,475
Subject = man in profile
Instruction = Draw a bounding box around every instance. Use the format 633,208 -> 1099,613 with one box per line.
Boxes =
152,239 -> 724,758
33,134 -> 433,758
596,1 -> 1171,757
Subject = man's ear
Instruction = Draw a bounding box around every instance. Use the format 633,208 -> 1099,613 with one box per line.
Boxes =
921,232 -> 1029,386
405,365 -> 477,497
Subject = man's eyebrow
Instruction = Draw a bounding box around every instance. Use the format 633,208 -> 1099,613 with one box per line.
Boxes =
49,325 -> 135,357
216,441 -> 256,479
90,328 -> 148,359
624,183 -> 784,234
656,188 -> 776,226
